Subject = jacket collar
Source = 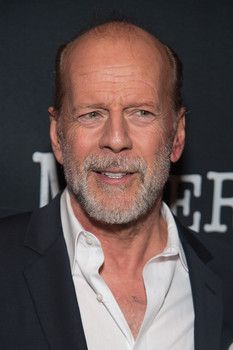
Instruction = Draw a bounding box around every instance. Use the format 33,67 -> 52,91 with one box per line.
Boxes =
175,218 -> 223,350
23,193 -> 88,350
24,193 -> 63,254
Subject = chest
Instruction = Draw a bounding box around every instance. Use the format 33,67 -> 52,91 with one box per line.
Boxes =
74,257 -> 195,349
103,275 -> 147,338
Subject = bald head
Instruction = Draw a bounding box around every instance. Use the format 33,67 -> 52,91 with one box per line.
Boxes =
54,20 -> 183,115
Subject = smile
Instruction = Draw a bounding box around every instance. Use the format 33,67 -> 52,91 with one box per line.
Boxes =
92,170 -> 135,185
102,172 -> 128,179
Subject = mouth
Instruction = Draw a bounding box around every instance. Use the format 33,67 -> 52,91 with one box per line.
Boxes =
92,169 -> 135,184
101,172 -> 130,179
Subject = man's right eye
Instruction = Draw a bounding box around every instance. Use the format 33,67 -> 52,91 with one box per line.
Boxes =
81,111 -> 98,118
77,111 -> 101,123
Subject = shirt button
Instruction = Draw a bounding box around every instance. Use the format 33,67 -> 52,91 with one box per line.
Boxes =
96,293 -> 103,302
85,236 -> 93,245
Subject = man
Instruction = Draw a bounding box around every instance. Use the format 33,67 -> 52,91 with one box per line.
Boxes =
0,19 -> 232,350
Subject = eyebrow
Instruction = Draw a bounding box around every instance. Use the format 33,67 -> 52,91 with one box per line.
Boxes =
72,101 -> 161,112
125,102 -> 160,111
77,104 -> 109,110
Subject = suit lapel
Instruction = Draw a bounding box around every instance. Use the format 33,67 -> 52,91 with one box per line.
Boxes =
23,195 -> 88,350
176,220 -> 223,350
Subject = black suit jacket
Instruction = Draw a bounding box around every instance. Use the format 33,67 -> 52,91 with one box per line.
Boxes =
0,194 -> 232,349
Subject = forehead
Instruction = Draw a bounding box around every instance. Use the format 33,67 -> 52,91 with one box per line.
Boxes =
60,30 -> 173,110
64,29 -> 171,81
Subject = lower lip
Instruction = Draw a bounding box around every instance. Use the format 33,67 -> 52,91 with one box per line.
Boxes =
94,172 -> 135,185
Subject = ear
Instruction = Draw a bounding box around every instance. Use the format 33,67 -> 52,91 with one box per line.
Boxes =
170,108 -> 186,163
48,106 -> 64,165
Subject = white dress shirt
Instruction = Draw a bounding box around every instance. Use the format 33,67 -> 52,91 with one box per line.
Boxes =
60,188 -> 194,350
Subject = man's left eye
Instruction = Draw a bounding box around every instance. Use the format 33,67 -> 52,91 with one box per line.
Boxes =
86,112 -> 99,118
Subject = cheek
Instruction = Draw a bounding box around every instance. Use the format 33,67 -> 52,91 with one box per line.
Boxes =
65,126 -> 99,160
133,126 -> 169,158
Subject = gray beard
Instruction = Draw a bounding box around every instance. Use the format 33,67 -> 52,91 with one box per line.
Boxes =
61,142 -> 172,225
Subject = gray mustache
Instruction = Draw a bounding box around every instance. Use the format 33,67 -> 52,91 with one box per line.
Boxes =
83,155 -> 147,174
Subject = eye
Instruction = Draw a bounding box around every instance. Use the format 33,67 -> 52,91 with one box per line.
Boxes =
127,108 -> 157,126
134,109 -> 155,121
77,111 -> 102,124
81,111 -> 99,119
136,110 -> 152,117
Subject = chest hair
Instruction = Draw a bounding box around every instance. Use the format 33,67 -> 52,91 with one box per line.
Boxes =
103,275 -> 147,338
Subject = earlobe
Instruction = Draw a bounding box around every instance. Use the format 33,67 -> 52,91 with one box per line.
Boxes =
48,107 -> 64,165
170,109 -> 186,163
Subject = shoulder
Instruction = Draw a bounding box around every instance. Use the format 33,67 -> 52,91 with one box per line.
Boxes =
0,194 -> 62,268
0,211 -> 31,228
189,228 -> 233,275
175,216 -> 233,296
0,212 -> 32,242
196,232 -> 233,291
175,216 -> 233,265
0,212 -> 33,261
201,234 -> 233,348
176,217 -> 233,344
0,193 -> 62,243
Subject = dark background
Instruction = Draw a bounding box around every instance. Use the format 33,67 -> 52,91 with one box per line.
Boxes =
0,0 -> 232,236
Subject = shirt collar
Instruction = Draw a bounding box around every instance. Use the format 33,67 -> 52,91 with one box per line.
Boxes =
160,201 -> 188,271
60,188 -> 188,274
60,188 -> 84,273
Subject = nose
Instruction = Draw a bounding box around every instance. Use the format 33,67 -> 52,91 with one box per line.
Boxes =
99,112 -> 133,153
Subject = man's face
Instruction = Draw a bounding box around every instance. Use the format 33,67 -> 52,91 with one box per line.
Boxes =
51,33 -> 185,224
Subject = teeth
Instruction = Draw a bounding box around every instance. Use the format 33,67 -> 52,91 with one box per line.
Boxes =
103,172 -> 126,179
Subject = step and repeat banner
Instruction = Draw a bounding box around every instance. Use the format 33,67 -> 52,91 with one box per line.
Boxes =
0,0 -> 232,237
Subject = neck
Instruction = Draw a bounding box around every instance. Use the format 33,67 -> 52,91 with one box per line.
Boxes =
69,192 -> 167,275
